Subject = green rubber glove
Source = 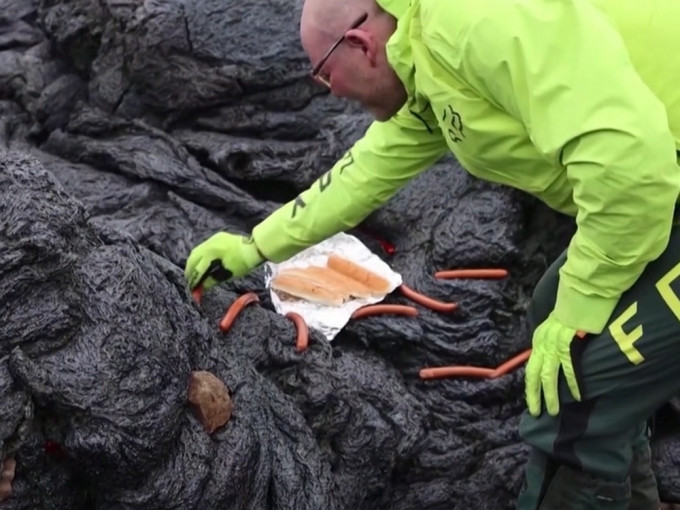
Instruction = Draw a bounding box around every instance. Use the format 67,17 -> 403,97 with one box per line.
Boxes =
184,232 -> 264,291
525,312 -> 583,417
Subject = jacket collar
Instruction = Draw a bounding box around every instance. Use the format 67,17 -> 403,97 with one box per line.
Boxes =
380,0 -> 419,100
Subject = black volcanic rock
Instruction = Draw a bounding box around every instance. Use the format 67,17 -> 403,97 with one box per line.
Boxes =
0,0 -> 676,509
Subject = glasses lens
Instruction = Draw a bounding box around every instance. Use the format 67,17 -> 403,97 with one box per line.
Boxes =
310,12 -> 368,87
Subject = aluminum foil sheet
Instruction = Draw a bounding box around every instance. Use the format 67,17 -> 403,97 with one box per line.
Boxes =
263,232 -> 403,341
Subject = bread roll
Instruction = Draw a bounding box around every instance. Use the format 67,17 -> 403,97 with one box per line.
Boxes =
301,266 -> 376,298
326,254 -> 391,294
271,272 -> 345,306
277,267 -> 352,301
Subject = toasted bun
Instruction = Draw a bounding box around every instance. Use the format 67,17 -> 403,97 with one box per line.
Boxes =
277,267 -> 352,301
300,266 -> 375,299
326,254 -> 391,294
270,255 -> 392,306
271,273 -> 345,306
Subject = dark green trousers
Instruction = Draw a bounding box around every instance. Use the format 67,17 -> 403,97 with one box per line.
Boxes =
516,222 -> 680,510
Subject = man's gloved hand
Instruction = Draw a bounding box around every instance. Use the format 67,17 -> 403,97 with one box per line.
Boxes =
184,232 -> 264,291
525,312 -> 584,417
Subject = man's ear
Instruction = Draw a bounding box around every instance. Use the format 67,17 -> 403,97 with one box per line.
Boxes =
344,29 -> 377,66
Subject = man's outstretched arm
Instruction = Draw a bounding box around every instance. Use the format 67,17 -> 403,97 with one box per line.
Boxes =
185,104 -> 447,290
251,105 -> 448,262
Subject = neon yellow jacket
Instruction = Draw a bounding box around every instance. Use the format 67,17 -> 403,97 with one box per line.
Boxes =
253,0 -> 680,334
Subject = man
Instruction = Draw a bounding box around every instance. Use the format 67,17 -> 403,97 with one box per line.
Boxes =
184,0 -> 680,508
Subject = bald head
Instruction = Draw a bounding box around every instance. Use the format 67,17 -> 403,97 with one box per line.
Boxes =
300,0 -> 382,40
299,0 -> 407,122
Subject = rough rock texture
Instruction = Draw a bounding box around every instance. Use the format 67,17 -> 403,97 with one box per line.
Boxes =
0,0 -> 678,509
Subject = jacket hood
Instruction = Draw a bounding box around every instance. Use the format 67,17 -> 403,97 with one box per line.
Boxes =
381,0 -> 418,100
376,0 -> 411,19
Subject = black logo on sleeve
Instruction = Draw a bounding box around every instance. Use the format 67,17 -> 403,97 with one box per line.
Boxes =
337,151 -> 354,174
291,194 -> 306,219
442,105 -> 464,143
291,150 -> 356,219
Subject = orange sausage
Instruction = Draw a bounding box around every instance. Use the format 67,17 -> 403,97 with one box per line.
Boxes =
490,349 -> 532,378
285,312 -> 309,352
422,338 -> 585,381
351,304 -> 418,320
434,269 -> 509,279
399,284 -> 458,313
486,333 -> 584,378
219,292 -> 260,332
419,366 -> 496,379
192,287 -> 203,304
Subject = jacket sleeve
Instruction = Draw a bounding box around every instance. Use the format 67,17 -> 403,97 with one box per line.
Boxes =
426,0 -> 680,333
251,105 -> 447,262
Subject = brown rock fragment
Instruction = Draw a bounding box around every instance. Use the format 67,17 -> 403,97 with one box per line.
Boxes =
0,457 -> 16,502
187,371 -> 233,434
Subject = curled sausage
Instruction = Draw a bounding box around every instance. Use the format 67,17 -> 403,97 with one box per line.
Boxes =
421,348 -> 538,381
490,349 -> 532,378
219,292 -> 260,332
351,304 -> 418,320
285,312 -> 309,352
399,284 -> 458,313
420,366 -> 496,379
435,269 -> 509,280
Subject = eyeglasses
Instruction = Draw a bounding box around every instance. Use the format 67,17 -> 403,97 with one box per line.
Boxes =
310,12 -> 368,88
